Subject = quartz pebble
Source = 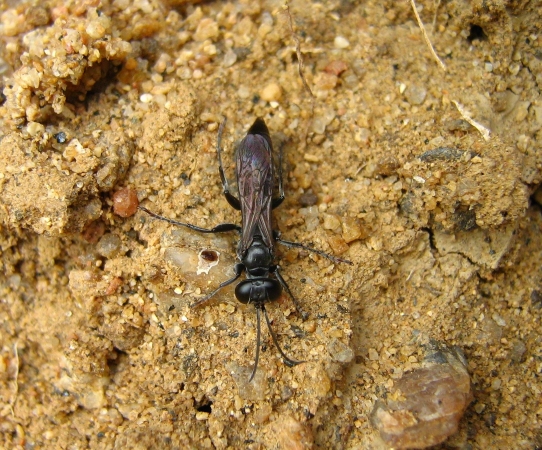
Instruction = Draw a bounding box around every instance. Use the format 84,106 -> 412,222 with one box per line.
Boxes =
405,84 -> 427,105
509,339 -> 526,363
223,50 -> 237,68
371,341 -> 472,449
328,338 -> 354,363
323,213 -> 341,231
299,206 -> 319,231
341,217 -> 367,243
96,233 -> 123,259
334,36 -> 350,49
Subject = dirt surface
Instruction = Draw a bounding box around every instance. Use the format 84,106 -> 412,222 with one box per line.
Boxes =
0,0 -> 541,448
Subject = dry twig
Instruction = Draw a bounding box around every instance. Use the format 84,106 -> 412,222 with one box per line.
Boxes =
410,0 -> 446,71
282,2 -> 315,149
452,101 -> 491,141
9,341 -> 19,417
283,3 -> 314,100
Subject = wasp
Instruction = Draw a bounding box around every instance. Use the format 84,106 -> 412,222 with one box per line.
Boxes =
140,118 -> 352,380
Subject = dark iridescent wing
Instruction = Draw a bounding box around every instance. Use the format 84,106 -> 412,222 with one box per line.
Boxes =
236,119 -> 275,256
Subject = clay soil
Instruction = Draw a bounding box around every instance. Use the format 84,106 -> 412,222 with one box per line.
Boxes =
0,0 -> 541,449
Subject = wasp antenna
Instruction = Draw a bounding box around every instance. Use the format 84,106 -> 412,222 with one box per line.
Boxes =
217,117 -> 227,151
249,306 -> 263,382
262,306 -> 304,368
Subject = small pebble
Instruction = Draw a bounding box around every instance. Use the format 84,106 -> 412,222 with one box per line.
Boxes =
342,217 -> 366,243
260,82 -> 282,102
237,85 -> 250,99
328,339 -> 354,363
314,72 -> 338,90
195,412 -> 210,421
253,404 -> 272,424
26,5 -> 50,27
374,156 -> 400,176
303,153 -> 321,163
327,234 -> 349,255
26,121 -> 45,137
405,85 -> 427,105
298,192 -> 317,207
113,188 -> 139,217
96,233 -> 123,259
334,36 -> 350,49
54,131 -> 67,143
86,20 -> 108,39
299,206 -> 319,231
223,50 -> 237,68
324,60 -> 348,76
474,403 -> 486,414
413,176 -> 426,184
323,213 -> 341,231
509,340 -> 526,363
140,93 -> 153,103
194,18 -> 219,41
105,277 -> 123,295
353,126 -> 370,145
82,220 -> 106,243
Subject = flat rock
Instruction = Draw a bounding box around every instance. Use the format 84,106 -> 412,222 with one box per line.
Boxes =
433,222 -> 517,270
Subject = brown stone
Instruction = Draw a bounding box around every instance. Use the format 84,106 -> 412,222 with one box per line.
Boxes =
371,342 -> 472,449
113,187 -> 139,218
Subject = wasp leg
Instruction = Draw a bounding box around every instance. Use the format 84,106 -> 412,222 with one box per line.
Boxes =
217,118 -> 241,210
275,232 -> 353,265
139,206 -> 241,234
272,265 -> 308,321
191,263 -> 244,308
272,140 -> 285,209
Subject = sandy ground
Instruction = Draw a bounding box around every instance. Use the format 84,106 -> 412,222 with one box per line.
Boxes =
0,0 -> 541,448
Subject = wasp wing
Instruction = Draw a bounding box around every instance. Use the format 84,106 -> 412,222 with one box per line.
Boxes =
236,119 -> 275,256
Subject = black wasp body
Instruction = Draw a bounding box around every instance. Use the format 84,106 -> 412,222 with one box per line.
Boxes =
140,118 -> 351,380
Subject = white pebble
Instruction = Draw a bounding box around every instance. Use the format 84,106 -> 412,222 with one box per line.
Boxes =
223,50 -> 237,68
334,36 -> 350,49
140,93 -> 153,103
